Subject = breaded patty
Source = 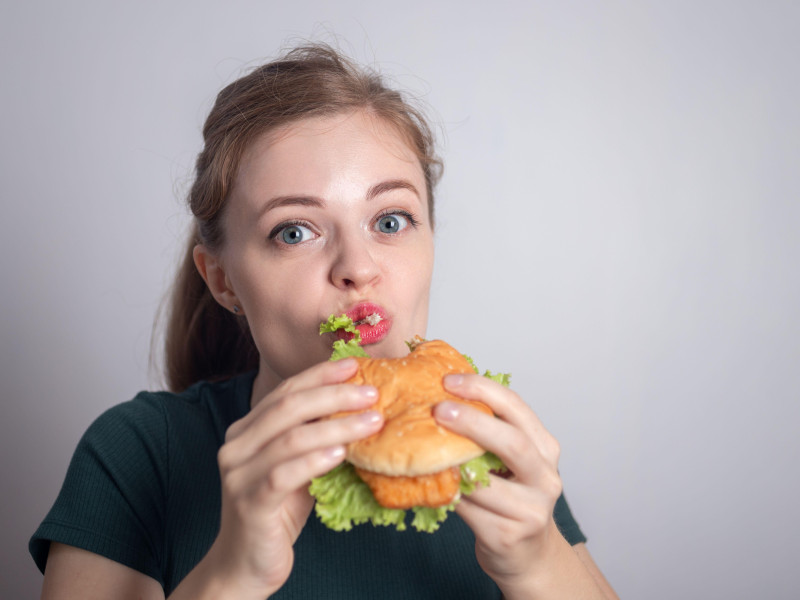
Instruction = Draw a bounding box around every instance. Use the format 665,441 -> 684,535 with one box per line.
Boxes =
355,466 -> 461,509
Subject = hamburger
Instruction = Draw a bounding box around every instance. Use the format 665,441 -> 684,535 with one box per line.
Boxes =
309,315 -> 509,533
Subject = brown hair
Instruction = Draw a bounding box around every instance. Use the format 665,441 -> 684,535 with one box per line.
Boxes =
163,43 -> 442,392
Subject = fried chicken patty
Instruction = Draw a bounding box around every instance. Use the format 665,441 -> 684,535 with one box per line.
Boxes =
354,466 -> 461,509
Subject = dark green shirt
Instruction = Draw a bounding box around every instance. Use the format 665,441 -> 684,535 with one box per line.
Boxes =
30,372 -> 586,597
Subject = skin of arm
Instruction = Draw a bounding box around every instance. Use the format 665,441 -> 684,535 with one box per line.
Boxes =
496,534 -> 619,600
41,543 -> 268,600
41,543 -> 164,600
574,543 -> 619,600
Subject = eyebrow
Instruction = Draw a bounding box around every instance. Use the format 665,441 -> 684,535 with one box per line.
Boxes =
259,195 -> 322,216
366,179 -> 421,202
259,179 -> 421,218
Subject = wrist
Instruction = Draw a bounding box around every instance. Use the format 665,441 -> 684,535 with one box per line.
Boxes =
168,540 -> 279,600
497,520 -> 605,600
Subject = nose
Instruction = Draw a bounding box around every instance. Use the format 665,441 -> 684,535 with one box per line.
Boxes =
329,236 -> 381,291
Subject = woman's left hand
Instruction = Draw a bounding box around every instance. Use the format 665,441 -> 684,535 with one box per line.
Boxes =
433,373 -> 565,592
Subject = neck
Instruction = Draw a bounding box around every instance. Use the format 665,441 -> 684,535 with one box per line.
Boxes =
249,361 -> 282,411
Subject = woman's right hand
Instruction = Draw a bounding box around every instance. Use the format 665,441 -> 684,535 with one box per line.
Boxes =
170,358 -> 382,600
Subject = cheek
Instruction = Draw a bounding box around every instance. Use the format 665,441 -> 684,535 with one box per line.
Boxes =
410,239 -> 435,290
393,242 -> 434,313
243,273 -> 320,329
235,249 -> 323,311
243,292 -> 330,378
236,261 -> 329,350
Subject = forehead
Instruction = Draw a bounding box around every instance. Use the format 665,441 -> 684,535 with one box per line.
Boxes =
234,110 -> 426,199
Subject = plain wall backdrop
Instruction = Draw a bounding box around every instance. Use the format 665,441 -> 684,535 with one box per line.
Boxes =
2,1 -> 798,597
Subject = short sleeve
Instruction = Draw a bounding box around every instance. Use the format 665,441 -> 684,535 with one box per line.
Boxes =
553,492 -> 587,545
29,395 -> 169,585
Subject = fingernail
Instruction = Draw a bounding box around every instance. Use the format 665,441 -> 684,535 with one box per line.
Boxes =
444,374 -> 464,388
358,386 -> 378,399
358,410 -> 382,425
436,401 -> 460,421
324,445 -> 346,460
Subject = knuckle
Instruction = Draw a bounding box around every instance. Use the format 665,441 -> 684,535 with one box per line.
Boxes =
273,391 -> 299,415
543,471 -> 563,500
224,421 -> 242,443
266,381 -> 295,408
282,426 -> 307,453
329,384 -> 350,406
547,435 -> 561,463
273,378 -> 293,395
528,507 -> 551,532
551,474 -> 564,499
495,522 -> 523,551
217,444 -> 236,473
303,449 -> 329,476
506,432 -> 528,459
264,464 -> 289,494
220,465 -> 245,499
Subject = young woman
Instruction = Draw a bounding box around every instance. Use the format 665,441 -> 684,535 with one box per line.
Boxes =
31,44 -> 617,599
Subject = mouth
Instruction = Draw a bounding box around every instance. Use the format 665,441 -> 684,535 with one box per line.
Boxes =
338,302 -> 391,346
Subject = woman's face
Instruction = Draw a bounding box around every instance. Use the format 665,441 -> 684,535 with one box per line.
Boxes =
216,110 -> 434,390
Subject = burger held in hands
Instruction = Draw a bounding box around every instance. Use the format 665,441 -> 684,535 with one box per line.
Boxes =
310,315 -> 510,533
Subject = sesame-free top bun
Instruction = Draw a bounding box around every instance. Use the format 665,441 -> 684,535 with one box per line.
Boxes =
343,339 -> 493,477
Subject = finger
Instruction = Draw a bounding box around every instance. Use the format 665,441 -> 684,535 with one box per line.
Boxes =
461,473 -> 562,521
226,445 -> 347,511
455,495 -> 556,564
250,410 -> 383,474
276,357 -> 360,396
442,374 -> 561,465
435,401 -> 549,484
227,411 -> 385,509
460,475 -> 527,520
455,495 -> 516,547
221,383 -> 378,471
229,358 -> 360,438
443,373 -> 541,438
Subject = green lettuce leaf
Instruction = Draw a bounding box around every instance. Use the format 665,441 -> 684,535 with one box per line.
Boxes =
309,462 -> 407,531
460,354 -> 512,387
482,370 -> 511,387
462,353 -> 480,374
319,314 -> 369,360
459,451 -> 507,496
309,453 -> 508,533
329,339 -> 370,361
320,314 -> 360,338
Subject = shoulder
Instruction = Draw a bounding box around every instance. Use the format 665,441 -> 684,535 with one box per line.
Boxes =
30,373 -> 255,579
65,372 -> 255,495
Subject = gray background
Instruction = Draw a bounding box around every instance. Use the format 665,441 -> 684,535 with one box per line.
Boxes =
2,1 -> 798,598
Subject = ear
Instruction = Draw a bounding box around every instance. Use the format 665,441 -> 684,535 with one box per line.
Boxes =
192,244 -> 242,315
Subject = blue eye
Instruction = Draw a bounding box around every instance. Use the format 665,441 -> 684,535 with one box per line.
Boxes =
278,224 -> 314,245
376,213 -> 409,234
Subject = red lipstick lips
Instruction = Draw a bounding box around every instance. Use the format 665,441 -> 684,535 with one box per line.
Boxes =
340,302 -> 391,345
